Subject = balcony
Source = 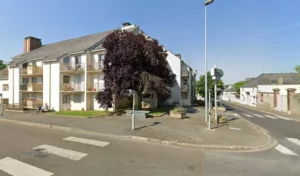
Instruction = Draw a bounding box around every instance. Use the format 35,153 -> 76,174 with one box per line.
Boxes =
20,99 -> 43,109
20,83 -> 43,92
87,83 -> 104,92
87,62 -> 104,73
60,62 -> 85,74
181,71 -> 189,77
60,83 -> 84,92
20,66 -> 43,77
181,84 -> 189,92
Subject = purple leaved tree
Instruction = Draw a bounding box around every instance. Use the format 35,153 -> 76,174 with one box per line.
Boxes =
95,30 -> 176,110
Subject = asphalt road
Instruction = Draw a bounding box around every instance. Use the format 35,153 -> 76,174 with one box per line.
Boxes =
224,102 -> 300,159
0,118 -> 300,176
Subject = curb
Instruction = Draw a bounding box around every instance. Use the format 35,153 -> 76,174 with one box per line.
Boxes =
0,118 -> 277,153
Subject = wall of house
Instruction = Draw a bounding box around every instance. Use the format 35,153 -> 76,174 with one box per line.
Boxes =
290,94 -> 300,117
8,66 -> 20,105
50,62 -> 60,111
240,87 -> 257,107
180,63 -> 191,106
165,51 -> 181,105
0,79 -> 9,101
43,62 -> 50,108
256,92 -> 274,110
258,85 -> 300,95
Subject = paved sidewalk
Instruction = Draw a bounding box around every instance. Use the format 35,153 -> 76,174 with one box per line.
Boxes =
1,107 -> 275,151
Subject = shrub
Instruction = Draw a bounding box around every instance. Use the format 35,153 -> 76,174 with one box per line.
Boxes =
172,106 -> 186,113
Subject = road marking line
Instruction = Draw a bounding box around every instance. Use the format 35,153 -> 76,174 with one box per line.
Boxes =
229,127 -> 241,131
276,116 -> 292,121
63,136 -> 110,147
233,113 -> 240,117
275,144 -> 298,156
243,113 -> 252,117
264,115 -> 277,119
33,144 -> 87,161
286,138 -> 300,147
0,157 -> 54,176
253,114 -> 264,118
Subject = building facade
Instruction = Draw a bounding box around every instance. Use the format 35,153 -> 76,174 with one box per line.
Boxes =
6,23 -> 196,111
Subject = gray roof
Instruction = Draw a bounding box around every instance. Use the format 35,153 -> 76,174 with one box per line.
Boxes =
243,73 -> 300,88
10,30 -> 113,65
224,86 -> 235,92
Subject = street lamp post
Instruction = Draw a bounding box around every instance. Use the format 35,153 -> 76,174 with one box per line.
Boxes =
204,0 -> 214,123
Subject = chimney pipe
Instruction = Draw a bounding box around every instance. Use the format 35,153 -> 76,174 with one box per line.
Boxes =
24,36 -> 42,53
175,54 -> 181,59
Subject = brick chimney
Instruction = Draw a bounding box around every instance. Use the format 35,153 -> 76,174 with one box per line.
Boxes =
175,54 -> 181,59
24,36 -> 42,53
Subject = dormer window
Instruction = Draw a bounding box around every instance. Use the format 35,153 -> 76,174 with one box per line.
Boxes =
270,80 -> 277,84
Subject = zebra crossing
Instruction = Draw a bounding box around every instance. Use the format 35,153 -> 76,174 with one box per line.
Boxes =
275,138 -> 300,156
233,112 -> 293,121
0,136 -> 110,176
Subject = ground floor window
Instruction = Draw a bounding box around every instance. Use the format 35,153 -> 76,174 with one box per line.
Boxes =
74,94 -> 81,103
181,92 -> 188,99
63,94 -> 70,103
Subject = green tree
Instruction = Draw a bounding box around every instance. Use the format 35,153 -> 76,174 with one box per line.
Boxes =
195,72 -> 224,99
295,65 -> 300,76
234,81 -> 247,94
0,60 -> 7,70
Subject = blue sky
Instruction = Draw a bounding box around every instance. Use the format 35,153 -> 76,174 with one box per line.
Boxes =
0,0 -> 299,84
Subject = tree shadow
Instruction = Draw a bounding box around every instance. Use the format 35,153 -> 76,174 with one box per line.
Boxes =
134,121 -> 161,130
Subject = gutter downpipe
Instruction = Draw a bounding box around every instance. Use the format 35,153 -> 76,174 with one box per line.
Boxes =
49,61 -> 51,109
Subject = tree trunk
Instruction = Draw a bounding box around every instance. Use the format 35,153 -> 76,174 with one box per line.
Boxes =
136,91 -> 142,110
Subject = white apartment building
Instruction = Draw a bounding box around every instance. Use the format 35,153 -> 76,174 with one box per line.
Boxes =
6,23 -> 196,111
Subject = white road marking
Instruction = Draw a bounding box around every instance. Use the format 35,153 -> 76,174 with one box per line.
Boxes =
63,136 -> 110,147
243,113 -> 252,117
233,113 -> 240,117
286,138 -> 300,147
0,157 -> 54,176
264,115 -> 277,119
275,144 -> 298,156
229,127 -> 241,131
33,144 -> 88,161
253,114 -> 264,118
276,116 -> 292,121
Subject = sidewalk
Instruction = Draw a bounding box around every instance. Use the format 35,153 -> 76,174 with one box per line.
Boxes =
0,107 -> 276,151
226,101 -> 300,122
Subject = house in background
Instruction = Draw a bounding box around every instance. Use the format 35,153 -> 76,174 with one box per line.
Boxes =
221,84 -> 239,102
255,73 -> 300,114
6,23 -> 196,111
240,77 -> 259,107
0,68 -> 9,105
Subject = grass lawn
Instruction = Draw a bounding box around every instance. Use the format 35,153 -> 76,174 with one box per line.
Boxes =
54,110 -> 108,117
147,107 -> 172,116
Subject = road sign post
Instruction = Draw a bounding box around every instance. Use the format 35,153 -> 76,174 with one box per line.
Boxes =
210,65 -> 224,126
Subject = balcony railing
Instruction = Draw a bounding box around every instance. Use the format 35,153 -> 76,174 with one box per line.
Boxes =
87,62 -> 104,72
60,62 -> 85,73
181,71 -> 189,77
20,83 -> 43,92
60,83 -> 84,92
20,99 -> 43,109
87,83 -> 105,92
20,66 -> 43,75
181,84 -> 189,91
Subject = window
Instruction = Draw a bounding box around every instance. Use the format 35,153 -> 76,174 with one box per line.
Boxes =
63,94 -> 70,103
74,94 -> 81,103
2,84 -> 8,91
63,76 -> 70,83
98,54 -> 105,63
183,79 -> 188,85
181,92 -> 188,99
31,61 -> 37,66
63,57 -> 70,64
75,56 -> 81,65
270,80 -> 277,84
